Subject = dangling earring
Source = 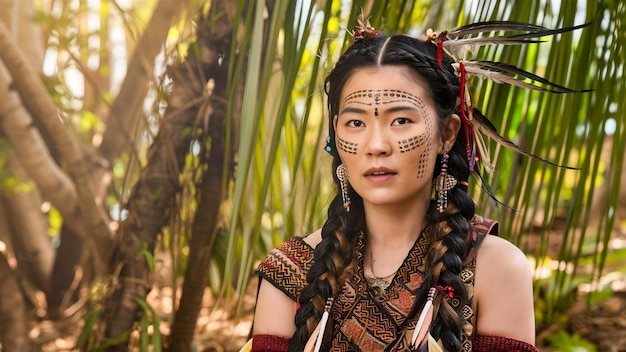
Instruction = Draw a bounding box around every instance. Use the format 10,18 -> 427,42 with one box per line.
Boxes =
436,141 -> 455,212
336,164 -> 351,212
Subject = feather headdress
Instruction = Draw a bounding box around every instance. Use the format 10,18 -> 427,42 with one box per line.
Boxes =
426,21 -> 590,175
345,18 -> 590,205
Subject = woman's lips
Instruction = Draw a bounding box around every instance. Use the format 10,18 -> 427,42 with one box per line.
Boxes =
364,167 -> 396,182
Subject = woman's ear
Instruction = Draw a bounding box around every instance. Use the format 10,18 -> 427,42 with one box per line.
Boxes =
439,114 -> 461,153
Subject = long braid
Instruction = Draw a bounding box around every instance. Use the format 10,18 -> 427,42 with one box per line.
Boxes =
290,192 -> 365,350
289,175 -> 365,350
419,129 -> 475,351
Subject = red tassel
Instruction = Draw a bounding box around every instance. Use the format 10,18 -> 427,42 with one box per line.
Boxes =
458,62 -> 477,171
436,40 -> 443,66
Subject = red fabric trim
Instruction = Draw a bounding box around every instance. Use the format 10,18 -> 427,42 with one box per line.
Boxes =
251,333 -> 537,352
251,335 -> 290,352
473,334 -> 539,352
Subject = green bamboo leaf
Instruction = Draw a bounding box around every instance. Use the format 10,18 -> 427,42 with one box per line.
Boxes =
74,309 -> 101,350
135,242 -> 156,272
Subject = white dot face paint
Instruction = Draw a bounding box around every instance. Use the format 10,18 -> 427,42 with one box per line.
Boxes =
334,66 -> 440,209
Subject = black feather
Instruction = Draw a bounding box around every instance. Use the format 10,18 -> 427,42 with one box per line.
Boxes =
466,61 -> 593,93
471,108 -> 579,170
470,172 -> 515,210
508,22 -> 592,40
447,21 -> 549,38
443,36 -> 545,47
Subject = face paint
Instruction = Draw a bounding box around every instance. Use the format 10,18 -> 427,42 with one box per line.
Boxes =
414,97 -> 434,179
383,94 -> 434,178
336,135 -> 358,154
398,135 -> 426,153
343,89 -> 422,109
339,89 -> 438,178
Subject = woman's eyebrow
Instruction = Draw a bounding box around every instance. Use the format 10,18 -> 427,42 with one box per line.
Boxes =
383,105 -> 420,114
339,105 -> 422,116
338,106 -> 368,115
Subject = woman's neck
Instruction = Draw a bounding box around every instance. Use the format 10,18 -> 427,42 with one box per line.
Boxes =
363,201 -> 429,248
361,202 -> 428,284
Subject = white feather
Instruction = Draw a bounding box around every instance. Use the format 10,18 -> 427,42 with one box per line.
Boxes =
314,310 -> 329,352
411,299 -> 433,346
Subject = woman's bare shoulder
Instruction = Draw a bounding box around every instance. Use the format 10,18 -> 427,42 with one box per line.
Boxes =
476,235 -> 530,270
473,234 -> 536,343
253,229 -> 321,337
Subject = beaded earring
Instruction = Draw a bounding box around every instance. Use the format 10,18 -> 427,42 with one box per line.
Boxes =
436,142 -> 452,212
336,164 -> 351,212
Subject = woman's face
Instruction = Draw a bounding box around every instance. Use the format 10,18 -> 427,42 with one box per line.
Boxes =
334,65 -> 442,209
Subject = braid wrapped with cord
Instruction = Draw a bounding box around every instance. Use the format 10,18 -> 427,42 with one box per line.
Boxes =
289,34 -> 477,351
289,191 -> 364,351
421,133 -> 476,351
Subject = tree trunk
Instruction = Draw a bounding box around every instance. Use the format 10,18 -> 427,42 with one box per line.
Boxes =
98,0 -> 186,165
167,123 -> 228,352
3,153 -> 54,291
167,0 -> 277,348
0,20 -> 111,274
99,44 -> 215,352
0,252 -> 34,351
0,58 -> 98,304
0,0 -> 53,295
0,0 -> 44,69
167,11 -> 234,352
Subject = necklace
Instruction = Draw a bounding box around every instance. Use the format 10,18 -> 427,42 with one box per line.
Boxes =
366,248 -> 396,290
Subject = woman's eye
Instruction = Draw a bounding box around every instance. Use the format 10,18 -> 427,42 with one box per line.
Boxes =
393,117 -> 411,125
347,120 -> 364,127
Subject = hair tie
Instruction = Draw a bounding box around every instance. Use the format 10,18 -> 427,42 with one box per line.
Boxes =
435,285 -> 455,301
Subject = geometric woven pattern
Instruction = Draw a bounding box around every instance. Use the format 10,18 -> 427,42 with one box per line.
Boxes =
256,237 -> 314,300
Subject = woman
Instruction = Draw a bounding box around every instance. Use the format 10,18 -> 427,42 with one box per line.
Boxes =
250,21 -> 576,351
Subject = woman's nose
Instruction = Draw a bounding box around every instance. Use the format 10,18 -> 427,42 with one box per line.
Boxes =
365,128 -> 392,156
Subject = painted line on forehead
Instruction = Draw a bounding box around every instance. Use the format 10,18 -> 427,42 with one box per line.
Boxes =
343,89 -> 426,110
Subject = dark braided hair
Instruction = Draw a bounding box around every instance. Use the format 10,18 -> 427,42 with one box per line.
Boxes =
289,35 -> 476,352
